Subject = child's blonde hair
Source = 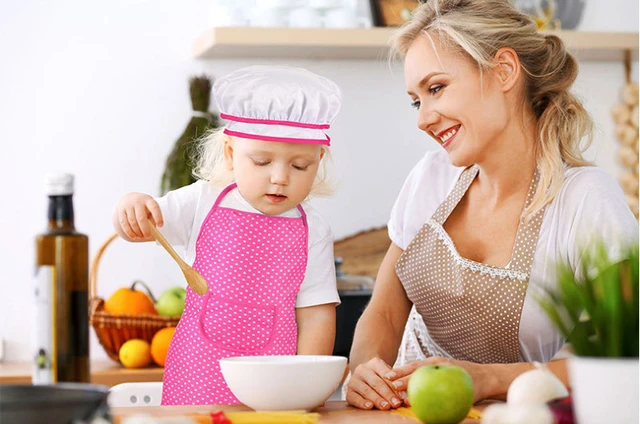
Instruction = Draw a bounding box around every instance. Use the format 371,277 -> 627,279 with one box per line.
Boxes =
390,0 -> 594,220
192,127 -> 335,197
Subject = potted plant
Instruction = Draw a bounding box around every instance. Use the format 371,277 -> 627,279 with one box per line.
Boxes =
538,241 -> 639,424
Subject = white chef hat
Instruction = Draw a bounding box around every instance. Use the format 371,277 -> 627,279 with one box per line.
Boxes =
213,66 -> 342,146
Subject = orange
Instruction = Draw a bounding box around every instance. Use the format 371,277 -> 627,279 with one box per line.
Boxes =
151,327 -> 176,367
104,280 -> 157,315
119,339 -> 152,369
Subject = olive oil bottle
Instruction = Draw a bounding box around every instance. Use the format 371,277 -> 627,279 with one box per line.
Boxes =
33,173 -> 89,384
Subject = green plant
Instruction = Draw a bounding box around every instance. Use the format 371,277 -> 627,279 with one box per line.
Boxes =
538,241 -> 639,357
160,75 -> 219,195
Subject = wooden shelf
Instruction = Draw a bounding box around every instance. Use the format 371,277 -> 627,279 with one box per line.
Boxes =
193,27 -> 392,60
193,27 -> 638,62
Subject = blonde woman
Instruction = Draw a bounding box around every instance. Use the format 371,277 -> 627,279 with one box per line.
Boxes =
346,0 -> 638,410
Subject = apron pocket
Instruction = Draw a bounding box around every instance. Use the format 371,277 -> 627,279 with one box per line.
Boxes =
199,294 -> 277,354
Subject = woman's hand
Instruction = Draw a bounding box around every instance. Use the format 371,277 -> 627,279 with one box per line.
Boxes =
113,192 -> 164,242
345,357 -> 407,411
387,356 -> 499,403
346,243 -> 412,411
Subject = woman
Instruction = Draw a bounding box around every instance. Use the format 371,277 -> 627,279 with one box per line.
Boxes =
346,0 -> 638,410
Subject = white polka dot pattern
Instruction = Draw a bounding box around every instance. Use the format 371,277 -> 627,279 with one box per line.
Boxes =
161,184 -> 308,406
396,166 -> 546,364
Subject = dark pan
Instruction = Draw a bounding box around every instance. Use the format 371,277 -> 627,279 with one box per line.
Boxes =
0,383 -> 110,424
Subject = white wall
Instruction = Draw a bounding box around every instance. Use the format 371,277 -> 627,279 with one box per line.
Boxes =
0,0 -> 637,361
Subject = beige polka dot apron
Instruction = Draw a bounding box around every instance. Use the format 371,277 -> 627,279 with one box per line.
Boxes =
395,165 -> 545,364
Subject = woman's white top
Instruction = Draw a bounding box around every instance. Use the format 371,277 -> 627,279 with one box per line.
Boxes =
155,180 -> 340,308
388,150 -> 639,362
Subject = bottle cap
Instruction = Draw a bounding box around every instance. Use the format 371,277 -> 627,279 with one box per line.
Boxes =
45,173 -> 74,196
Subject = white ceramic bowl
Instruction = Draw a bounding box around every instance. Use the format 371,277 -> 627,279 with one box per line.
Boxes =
220,355 -> 347,411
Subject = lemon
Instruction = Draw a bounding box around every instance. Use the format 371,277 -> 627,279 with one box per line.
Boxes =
119,339 -> 152,368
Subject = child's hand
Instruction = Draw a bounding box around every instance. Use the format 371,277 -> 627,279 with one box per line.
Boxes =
113,192 -> 164,242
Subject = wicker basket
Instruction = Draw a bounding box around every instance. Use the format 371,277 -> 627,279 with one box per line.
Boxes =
89,233 -> 180,362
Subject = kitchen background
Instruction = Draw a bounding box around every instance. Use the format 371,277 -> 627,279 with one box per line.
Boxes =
0,0 -> 637,362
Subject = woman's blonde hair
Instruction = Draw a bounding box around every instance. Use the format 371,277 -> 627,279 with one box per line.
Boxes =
192,127 -> 335,197
390,0 -> 593,219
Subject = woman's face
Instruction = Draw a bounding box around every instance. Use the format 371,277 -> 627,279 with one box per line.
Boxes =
404,34 -> 510,167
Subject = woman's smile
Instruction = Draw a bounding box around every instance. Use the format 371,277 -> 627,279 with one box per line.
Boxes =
437,124 -> 461,149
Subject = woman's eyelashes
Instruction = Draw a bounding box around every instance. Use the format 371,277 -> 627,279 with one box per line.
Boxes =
428,83 -> 444,95
410,84 -> 445,109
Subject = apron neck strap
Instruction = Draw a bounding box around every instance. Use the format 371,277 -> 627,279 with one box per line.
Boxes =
508,170 -> 546,274
432,165 -> 479,225
296,204 -> 308,227
213,182 -> 308,226
213,182 -> 238,208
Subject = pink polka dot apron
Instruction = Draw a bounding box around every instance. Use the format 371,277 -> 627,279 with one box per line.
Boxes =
161,183 -> 308,405
395,166 -> 546,364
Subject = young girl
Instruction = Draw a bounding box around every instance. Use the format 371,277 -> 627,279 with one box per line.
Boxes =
113,65 -> 343,405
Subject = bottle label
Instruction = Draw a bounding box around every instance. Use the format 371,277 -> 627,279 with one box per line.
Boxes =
33,265 -> 56,384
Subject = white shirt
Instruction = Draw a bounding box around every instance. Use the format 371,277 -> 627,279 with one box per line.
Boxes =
155,180 -> 340,308
389,150 -> 639,362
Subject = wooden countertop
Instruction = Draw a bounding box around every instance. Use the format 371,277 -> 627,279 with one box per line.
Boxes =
113,401 -> 487,423
0,360 -> 163,387
3,362 -> 489,423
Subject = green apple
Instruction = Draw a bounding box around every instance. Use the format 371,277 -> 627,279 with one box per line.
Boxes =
407,365 -> 474,424
155,287 -> 187,317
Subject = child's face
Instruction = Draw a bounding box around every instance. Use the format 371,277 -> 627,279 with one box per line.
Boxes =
224,137 -> 323,215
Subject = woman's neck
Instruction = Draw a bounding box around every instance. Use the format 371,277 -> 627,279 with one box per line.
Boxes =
474,115 -> 537,204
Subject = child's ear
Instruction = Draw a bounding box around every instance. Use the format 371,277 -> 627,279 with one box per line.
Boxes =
319,146 -> 326,160
223,136 -> 234,170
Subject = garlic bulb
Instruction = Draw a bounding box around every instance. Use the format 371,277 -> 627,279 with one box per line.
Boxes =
620,146 -> 639,167
481,403 -> 554,424
613,78 -> 639,220
619,145 -> 639,168
506,362 -> 568,405
481,363 -> 566,424
612,103 -> 632,124
618,125 -> 639,146
620,172 -> 639,195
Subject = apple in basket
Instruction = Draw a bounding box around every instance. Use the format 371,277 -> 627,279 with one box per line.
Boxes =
155,287 -> 187,317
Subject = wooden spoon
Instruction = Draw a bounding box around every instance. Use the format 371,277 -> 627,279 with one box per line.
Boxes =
147,220 -> 209,295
